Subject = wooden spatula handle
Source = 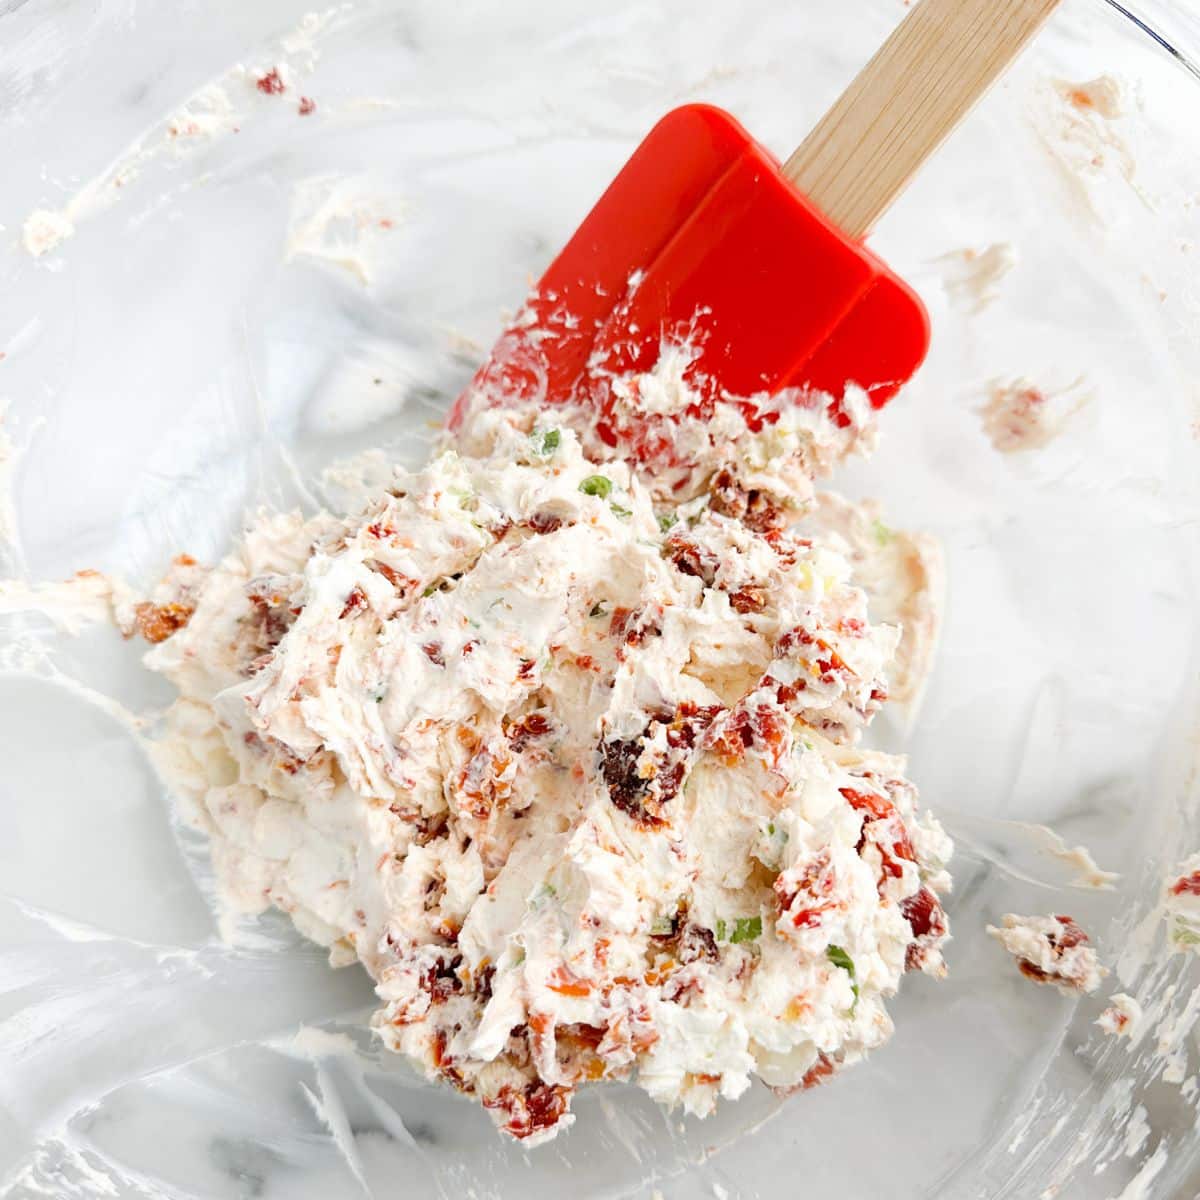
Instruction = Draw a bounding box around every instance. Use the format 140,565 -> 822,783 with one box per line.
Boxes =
783,0 -> 1062,240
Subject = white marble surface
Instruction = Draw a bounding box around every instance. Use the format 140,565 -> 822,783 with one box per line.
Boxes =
2,1 -> 1200,1197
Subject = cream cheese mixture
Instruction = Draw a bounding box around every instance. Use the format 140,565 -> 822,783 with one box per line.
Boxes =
137,367 -> 952,1143
988,913 -> 1105,996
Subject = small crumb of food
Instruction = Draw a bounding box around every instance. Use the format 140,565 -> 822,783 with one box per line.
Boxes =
22,208 -> 75,258
988,914 -> 1106,995
1096,992 -> 1142,1037
298,96 -> 316,116
1055,75 -> 1125,120
1165,854 -> 1200,950
979,377 -> 1088,454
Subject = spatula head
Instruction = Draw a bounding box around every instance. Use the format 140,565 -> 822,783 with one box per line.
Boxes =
449,105 -> 929,449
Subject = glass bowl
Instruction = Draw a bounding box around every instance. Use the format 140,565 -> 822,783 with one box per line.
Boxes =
2,1 -> 1199,1196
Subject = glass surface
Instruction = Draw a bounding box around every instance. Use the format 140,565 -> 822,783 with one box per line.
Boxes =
1,2 -> 1199,1196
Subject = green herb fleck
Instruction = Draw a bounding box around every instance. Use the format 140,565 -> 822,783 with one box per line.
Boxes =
537,428 -> 561,455
589,602 -> 608,618
579,474 -> 613,499
872,519 -> 893,547
657,512 -> 678,533
1173,925 -> 1200,947
730,916 -> 763,945
826,944 -> 859,1006
528,882 -> 557,909
422,580 -> 441,597
715,918 -> 728,942
610,502 -> 632,519
767,823 -> 775,836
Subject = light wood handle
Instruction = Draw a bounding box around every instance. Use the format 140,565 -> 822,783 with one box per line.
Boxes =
783,0 -> 1062,239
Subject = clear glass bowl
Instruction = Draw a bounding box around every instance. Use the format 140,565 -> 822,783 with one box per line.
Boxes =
2,2 -> 1199,1197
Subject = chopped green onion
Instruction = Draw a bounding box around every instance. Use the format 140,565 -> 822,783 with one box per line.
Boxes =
579,475 -> 613,499
537,429 -> 561,454
826,944 -> 859,1006
610,503 -> 632,519
657,513 -> 678,532
872,518 -> 893,547
715,918 -> 727,942
730,916 -> 763,944
422,581 -> 441,597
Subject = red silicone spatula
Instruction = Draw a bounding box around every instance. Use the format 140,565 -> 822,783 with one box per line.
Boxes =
449,0 -> 1061,453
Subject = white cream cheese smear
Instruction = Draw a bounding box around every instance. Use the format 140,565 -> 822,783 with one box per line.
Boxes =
139,411 -> 951,1143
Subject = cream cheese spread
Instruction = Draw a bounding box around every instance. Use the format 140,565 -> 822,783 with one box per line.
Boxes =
143,414 -> 951,1143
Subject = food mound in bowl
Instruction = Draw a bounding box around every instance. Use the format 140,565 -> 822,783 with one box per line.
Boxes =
138,359 -> 950,1144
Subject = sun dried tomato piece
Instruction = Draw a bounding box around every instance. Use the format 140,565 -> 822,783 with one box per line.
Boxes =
600,737 -> 657,825
454,738 -> 513,821
526,511 -> 564,535
1049,915 -> 1087,949
900,886 -> 948,972
729,585 -> 767,614
547,965 -> 592,997
1171,871 -> 1200,897
775,849 -> 837,930
665,702 -> 722,749
708,467 -> 786,533
411,811 -> 449,846
420,954 -> 464,1003
800,1051 -> 837,1091
133,600 -> 194,644
667,540 -> 714,583
475,962 -> 496,1002
521,1083 -> 572,1136
711,704 -> 787,765
339,585 -> 368,618
508,712 -> 552,753
600,703 -> 716,828
255,67 -> 286,94
839,786 -> 893,821
676,923 -> 719,965
484,1082 -> 573,1140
